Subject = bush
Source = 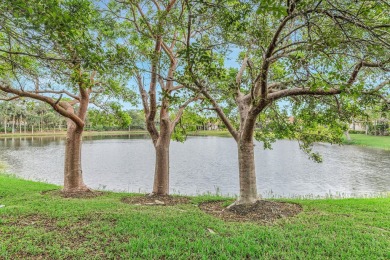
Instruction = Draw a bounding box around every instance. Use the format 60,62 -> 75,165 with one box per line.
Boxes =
349,130 -> 366,134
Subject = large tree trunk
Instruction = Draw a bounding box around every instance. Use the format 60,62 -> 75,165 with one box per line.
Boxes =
235,138 -> 259,205
232,112 -> 259,206
152,135 -> 170,195
63,120 -> 89,193
4,119 -> 6,134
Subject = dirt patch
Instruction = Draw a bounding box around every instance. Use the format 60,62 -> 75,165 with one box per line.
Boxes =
199,200 -> 302,224
121,195 -> 190,206
1,214 -> 126,258
41,189 -> 104,198
3,214 -> 58,231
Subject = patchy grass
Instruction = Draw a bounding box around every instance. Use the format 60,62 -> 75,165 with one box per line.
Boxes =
0,174 -> 389,259
343,134 -> 390,150
199,200 -> 302,224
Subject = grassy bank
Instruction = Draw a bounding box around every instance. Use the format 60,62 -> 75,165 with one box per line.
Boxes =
188,130 -> 231,137
190,131 -> 390,150
0,175 -> 389,259
0,130 -> 148,138
343,134 -> 390,150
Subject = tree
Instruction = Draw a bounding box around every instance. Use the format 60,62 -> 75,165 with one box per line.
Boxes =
0,0 -> 131,193
87,105 -> 131,131
128,110 -> 145,130
184,0 -> 390,205
0,101 -> 15,134
107,0 -> 199,195
364,102 -> 390,136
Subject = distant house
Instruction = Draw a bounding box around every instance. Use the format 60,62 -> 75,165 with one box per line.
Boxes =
206,122 -> 219,130
193,121 -> 220,131
349,121 -> 365,132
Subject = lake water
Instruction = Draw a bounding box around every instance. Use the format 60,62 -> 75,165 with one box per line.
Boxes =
0,134 -> 389,198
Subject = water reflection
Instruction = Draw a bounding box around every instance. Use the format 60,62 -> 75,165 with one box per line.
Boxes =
0,135 -> 389,198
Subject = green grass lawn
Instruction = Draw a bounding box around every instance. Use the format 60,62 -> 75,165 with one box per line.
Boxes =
344,134 -> 390,150
191,131 -> 390,150
0,174 -> 389,259
188,130 -> 231,137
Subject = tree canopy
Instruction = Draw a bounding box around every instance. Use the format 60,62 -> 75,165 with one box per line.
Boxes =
0,0 -> 388,203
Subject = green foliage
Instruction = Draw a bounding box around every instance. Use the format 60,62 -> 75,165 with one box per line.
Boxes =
186,0 -> 389,161
0,0 -> 135,112
0,100 -> 66,133
290,97 -> 346,162
170,109 -> 224,142
128,110 -> 146,130
256,0 -> 287,18
171,125 -> 187,142
87,105 -> 131,130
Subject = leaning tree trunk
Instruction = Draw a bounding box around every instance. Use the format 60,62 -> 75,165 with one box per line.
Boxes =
63,120 -> 89,193
152,128 -> 171,195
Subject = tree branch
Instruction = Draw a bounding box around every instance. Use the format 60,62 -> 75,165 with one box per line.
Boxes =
171,95 -> 199,129
268,87 -> 342,101
0,95 -> 19,101
35,89 -> 80,101
0,81 -> 84,127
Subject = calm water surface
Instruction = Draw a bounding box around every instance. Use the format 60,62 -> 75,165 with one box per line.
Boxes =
0,135 -> 389,198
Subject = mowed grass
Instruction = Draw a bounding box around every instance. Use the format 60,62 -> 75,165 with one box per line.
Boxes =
0,175 -> 389,259
344,134 -> 390,150
189,130 -> 231,137
191,131 -> 390,150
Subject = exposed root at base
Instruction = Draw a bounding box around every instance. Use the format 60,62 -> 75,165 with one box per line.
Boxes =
199,200 -> 302,224
121,194 -> 190,206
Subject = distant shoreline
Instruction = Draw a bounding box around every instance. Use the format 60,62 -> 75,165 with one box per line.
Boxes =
1,130 -> 388,150
0,130 -> 148,138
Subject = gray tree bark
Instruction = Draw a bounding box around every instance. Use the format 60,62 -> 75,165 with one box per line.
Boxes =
235,113 -> 260,205
236,138 -> 259,204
